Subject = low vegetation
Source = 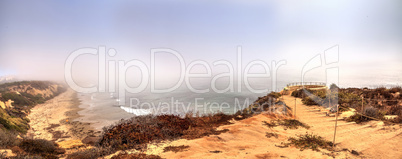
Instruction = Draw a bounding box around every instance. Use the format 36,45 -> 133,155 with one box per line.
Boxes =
291,84 -> 401,123
0,129 -> 18,148
346,107 -> 386,123
267,91 -> 282,99
0,137 -> 66,159
111,152 -> 162,159
263,119 -> 310,130
0,81 -> 67,158
91,92 -> 280,157
0,81 -> 66,133
247,92 -> 289,114
0,108 -> 30,133
97,112 -> 244,151
18,138 -> 65,158
163,145 -> 190,153
282,133 -> 333,151
66,147 -> 114,159
265,132 -> 279,138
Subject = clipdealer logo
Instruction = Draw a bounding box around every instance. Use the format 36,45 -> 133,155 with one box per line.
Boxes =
64,46 -> 287,106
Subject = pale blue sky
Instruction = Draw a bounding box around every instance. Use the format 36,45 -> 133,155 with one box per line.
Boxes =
0,0 -> 401,87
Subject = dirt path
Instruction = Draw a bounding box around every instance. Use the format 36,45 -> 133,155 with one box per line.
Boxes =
106,94 -> 401,159
281,94 -> 402,159
121,113 -> 353,159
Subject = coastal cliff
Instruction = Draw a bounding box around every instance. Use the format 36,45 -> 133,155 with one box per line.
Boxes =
0,81 -> 66,133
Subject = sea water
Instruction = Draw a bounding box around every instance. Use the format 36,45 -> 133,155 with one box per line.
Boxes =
74,76 -> 401,130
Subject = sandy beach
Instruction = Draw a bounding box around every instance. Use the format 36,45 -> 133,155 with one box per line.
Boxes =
26,89 -> 101,143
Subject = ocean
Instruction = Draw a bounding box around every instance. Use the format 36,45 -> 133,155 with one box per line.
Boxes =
73,77 -> 401,130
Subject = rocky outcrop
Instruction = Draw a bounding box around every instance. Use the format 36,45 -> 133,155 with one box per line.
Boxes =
0,99 -> 14,109
0,81 -> 66,133
0,101 -> 5,109
5,99 -> 14,108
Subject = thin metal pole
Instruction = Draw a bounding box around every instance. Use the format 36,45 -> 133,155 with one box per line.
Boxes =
332,103 -> 338,150
294,98 -> 297,119
329,91 -> 331,109
361,97 -> 364,119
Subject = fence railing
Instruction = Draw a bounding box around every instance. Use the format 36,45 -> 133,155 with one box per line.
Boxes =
287,82 -> 327,87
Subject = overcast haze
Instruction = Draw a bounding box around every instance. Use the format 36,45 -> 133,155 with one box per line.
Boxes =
0,0 -> 401,88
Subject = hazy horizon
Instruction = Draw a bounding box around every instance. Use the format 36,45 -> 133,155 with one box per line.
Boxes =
1,0 -> 401,89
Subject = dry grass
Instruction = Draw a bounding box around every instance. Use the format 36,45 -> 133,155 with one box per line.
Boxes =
281,133 -> 333,151
263,119 -> 310,130
293,86 -> 402,123
346,107 -> 385,123
97,112 -> 247,151
66,147 -> 114,159
0,130 -> 18,148
111,153 -> 162,159
18,138 -> 65,158
163,145 -> 190,153
265,132 -> 279,138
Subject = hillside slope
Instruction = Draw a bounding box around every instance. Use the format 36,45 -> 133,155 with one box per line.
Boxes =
281,94 -> 402,159
0,81 -> 66,133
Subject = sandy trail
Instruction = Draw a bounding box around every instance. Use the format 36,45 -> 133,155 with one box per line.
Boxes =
27,89 -> 101,142
122,94 -> 402,159
281,95 -> 402,159
141,113 -> 352,159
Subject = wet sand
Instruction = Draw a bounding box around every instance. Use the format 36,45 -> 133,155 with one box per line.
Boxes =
27,89 -> 101,143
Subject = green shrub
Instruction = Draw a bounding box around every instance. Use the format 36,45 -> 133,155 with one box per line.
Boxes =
263,119 -> 309,130
280,119 -> 310,129
67,147 -> 114,159
1,92 -> 33,106
302,97 -> 321,105
284,133 -> 333,151
19,138 -> 65,158
0,81 -> 67,133
390,115 -> 402,123
20,92 -> 45,104
163,145 -> 190,153
262,120 -> 277,128
267,91 -> 281,99
346,107 -> 384,123
292,89 -> 328,106
265,132 -> 279,138
111,152 -> 162,159
98,112 -> 243,151
8,154 -> 44,159
0,129 -> 18,148
0,108 -> 29,133
365,107 -> 383,119
291,89 -> 305,98
389,86 -> 402,94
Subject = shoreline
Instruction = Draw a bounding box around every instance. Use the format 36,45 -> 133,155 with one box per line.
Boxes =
64,90 -> 102,140
73,92 -> 135,130
27,89 -> 101,143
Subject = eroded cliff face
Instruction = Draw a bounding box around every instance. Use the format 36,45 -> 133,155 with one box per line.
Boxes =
0,81 -> 66,107
0,101 -> 5,109
6,84 -> 60,99
0,99 -> 14,109
0,81 -> 67,133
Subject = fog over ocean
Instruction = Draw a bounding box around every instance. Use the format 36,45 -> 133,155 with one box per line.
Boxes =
74,74 -> 402,130
1,0 -> 400,130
